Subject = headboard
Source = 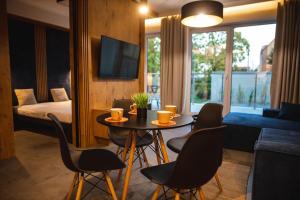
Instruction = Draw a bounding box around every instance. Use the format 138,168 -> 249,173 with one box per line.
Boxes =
8,18 -> 37,106
46,28 -> 71,101
8,18 -> 71,106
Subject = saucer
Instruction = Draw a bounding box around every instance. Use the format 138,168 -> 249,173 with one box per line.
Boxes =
105,117 -> 128,123
173,114 -> 181,118
151,120 -> 176,127
128,111 -> 137,115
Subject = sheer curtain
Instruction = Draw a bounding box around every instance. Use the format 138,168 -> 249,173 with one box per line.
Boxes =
271,0 -> 300,108
160,15 -> 188,113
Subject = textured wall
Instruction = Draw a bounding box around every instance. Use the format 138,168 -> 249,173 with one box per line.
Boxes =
46,28 -> 70,101
8,18 -> 37,106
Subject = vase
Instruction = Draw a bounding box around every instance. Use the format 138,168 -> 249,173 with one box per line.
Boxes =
137,108 -> 147,119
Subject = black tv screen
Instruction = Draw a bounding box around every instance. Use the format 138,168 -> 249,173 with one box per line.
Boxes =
99,36 -> 140,79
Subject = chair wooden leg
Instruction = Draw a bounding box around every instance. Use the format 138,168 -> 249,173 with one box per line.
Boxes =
117,134 -> 130,184
121,131 -> 137,200
175,192 -> 180,200
115,146 -> 120,155
214,172 -> 223,192
75,173 -> 84,200
152,130 -> 161,165
198,187 -> 205,200
136,148 -> 143,168
157,130 -> 169,163
67,173 -> 78,200
151,186 -> 161,200
141,147 -> 149,167
104,172 -> 118,200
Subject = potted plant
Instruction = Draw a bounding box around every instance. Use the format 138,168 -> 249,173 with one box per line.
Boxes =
132,93 -> 148,119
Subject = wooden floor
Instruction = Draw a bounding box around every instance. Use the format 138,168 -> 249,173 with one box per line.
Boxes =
0,129 -> 253,200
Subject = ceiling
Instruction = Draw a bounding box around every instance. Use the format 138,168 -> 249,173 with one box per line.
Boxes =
148,0 -> 272,15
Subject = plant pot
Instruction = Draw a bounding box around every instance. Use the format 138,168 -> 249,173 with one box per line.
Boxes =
137,108 -> 147,119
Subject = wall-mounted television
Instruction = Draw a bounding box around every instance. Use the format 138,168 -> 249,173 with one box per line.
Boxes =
99,36 -> 140,79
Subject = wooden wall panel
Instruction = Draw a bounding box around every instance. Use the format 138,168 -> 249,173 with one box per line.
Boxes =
69,0 -> 91,147
87,0 -> 144,145
70,0 -> 144,146
0,0 -> 15,159
88,0 -> 141,111
35,24 -> 48,102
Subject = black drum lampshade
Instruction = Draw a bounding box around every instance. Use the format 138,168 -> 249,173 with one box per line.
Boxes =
181,1 -> 224,28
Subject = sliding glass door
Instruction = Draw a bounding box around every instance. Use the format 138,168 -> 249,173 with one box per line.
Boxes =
230,24 -> 276,114
190,30 -> 229,113
144,23 -> 276,115
146,35 -> 161,110
188,23 -> 276,115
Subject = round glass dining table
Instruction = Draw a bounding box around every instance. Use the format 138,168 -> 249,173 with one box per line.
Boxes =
97,110 -> 193,200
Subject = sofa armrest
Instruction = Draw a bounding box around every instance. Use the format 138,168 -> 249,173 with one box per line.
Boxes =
252,141 -> 300,200
262,108 -> 280,118
255,140 -> 300,157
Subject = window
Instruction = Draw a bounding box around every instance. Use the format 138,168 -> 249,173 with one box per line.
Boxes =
188,23 -> 276,115
191,31 -> 227,112
146,35 -> 161,110
230,24 -> 276,114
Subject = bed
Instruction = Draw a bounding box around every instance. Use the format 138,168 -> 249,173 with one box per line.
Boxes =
13,100 -> 72,141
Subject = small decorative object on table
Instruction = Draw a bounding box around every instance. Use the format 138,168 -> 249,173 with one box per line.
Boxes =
132,93 -> 148,119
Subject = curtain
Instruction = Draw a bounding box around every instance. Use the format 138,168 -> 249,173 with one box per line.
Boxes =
271,0 -> 300,108
160,16 -> 187,113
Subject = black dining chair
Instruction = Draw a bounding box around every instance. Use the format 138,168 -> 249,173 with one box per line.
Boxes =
141,126 -> 226,200
108,99 -> 154,181
47,113 -> 125,200
166,103 -> 224,191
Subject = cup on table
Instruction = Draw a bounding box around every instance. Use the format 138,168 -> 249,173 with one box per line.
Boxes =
165,105 -> 177,117
110,108 -> 124,121
157,110 -> 173,124
130,103 -> 137,113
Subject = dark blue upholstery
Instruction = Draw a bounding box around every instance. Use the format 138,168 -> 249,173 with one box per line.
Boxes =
251,128 -> 300,200
223,112 -> 300,152
278,102 -> 300,122
223,112 -> 300,131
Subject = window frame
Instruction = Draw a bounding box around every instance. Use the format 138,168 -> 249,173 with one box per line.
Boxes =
144,20 -> 276,115
187,21 -> 276,115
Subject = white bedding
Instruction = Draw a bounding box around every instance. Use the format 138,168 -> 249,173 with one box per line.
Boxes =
15,100 -> 72,123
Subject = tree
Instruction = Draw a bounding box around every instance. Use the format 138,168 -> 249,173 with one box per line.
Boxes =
191,31 -> 250,102
232,32 -> 250,69
147,37 -> 161,73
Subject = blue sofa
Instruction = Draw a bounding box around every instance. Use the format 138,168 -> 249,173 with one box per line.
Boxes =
249,128 -> 300,200
223,103 -> 300,200
223,109 -> 300,152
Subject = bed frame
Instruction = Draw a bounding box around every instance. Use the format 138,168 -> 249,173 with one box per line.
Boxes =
13,113 -> 72,142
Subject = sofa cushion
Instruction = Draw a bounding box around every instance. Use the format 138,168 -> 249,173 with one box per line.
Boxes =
223,112 -> 300,132
278,102 -> 300,122
255,128 -> 300,156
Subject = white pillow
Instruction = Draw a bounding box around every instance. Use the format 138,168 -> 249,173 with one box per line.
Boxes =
51,88 -> 69,102
15,89 -> 37,106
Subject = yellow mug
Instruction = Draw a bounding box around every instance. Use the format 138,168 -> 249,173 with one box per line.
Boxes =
165,105 -> 177,117
110,108 -> 124,121
130,103 -> 137,113
157,110 -> 173,124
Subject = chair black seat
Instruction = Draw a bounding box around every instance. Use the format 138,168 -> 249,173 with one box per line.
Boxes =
166,137 -> 187,154
76,149 -> 125,172
110,132 -> 153,148
141,162 -> 175,186
167,103 -> 223,154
